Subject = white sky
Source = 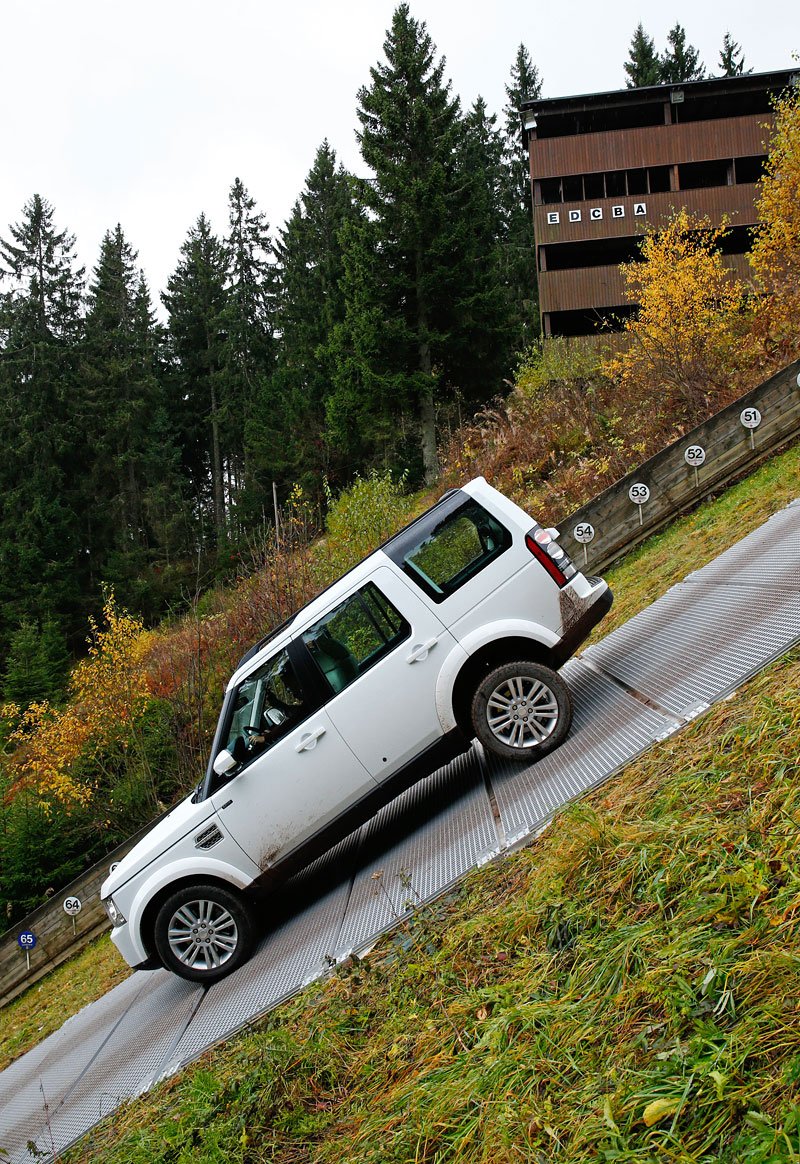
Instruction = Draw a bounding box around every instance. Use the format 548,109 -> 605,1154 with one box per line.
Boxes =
1,0 -> 797,301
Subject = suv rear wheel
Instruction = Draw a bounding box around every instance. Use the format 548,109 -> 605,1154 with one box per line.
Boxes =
471,661 -> 572,761
154,883 -> 255,983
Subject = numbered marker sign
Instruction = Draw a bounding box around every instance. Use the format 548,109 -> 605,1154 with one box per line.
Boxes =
628,483 -> 650,505
684,445 -> 706,467
573,522 -> 595,544
796,372 -> 800,390
17,930 -> 36,950
740,407 -> 761,430
63,896 -> 82,917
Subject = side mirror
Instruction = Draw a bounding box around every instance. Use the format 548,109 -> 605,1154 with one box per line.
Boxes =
213,748 -> 238,777
266,707 -> 287,727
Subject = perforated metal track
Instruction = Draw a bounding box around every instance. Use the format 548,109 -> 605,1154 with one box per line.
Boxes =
3,500 -> 799,1162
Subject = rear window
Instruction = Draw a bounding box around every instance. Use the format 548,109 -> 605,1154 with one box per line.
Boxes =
303,582 -> 410,694
392,499 -> 511,602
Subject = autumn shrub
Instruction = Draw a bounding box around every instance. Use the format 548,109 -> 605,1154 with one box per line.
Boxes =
438,342 -> 631,517
1,595 -> 152,810
316,471 -> 415,579
606,208 -> 762,423
749,82 -> 800,362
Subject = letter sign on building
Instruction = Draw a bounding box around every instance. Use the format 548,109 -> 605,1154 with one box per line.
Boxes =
547,211 -> 560,225
590,207 -> 603,221
612,205 -> 625,218
634,202 -> 647,216
568,209 -> 581,222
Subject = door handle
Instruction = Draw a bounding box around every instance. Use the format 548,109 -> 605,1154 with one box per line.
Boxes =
407,637 -> 439,663
295,725 -> 326,753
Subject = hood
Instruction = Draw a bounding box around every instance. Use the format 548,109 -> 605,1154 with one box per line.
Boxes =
101,793 -> 218,898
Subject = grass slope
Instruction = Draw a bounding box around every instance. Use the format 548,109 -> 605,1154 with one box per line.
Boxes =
61,445 -> 800,1161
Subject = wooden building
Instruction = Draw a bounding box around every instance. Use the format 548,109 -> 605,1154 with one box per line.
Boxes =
521,70 -> 797,337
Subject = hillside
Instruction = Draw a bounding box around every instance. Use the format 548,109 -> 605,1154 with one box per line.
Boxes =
6,438 -> 784,1163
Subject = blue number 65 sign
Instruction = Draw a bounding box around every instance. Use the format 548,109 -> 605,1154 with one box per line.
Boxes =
17,930 -> 37,950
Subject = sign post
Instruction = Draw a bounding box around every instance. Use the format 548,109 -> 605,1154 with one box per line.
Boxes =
64,895 -> 82,935
17,930 -> 36,971
628,483 -> 650,526
740,407 -> 761,450
573,521 -> 595,565
684,444 -> 706,489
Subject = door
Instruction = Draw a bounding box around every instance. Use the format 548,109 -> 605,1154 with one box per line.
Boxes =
210,646 -> 375,870
299,567 -> 463,782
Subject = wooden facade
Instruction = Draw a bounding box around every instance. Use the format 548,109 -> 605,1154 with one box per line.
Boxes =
522,70 -> 797,336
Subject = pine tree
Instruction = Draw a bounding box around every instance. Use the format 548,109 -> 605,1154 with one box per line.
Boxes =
501,44 -> 544,345
162,215 -> 229,544
660,24 -> 705,83
83,225 -> 180,595
220,178 -> 278,526
336,4 -> 514,483
453,99 -> 517,385
719,32 -> 750,77
271,142 -> 361,489
624,23 -> 662,88
0,195 -> 85,648
2,619 -> 70,707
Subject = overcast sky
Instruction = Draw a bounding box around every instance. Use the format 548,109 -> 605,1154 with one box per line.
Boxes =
1,0 -> 797,301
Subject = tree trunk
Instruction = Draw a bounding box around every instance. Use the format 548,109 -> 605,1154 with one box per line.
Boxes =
416,250 -> 438,485
209,378 -> 226,539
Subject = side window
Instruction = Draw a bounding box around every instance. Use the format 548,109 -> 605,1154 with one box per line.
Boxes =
303,582 -> 410,695
223,649 -> 306,767
401,501 -> 511,601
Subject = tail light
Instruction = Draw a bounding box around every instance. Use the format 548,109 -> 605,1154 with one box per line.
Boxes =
525,525 -> 577,588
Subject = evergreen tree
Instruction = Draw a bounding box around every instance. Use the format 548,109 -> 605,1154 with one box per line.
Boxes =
624,23 -> 662,88
660,24 -> 705,83
719,32 -> 750,77
333,4 -> 514,483
162,215 -> 229,544
271,142 -> 361,489
0,195 -> 85,648
83,225 -> 181,598
221,179 -> 279,526
453,99 -> 518,386
501,44 -> 544,345
2,619 -> 70,707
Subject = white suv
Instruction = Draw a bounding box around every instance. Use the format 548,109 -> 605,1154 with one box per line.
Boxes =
102,478 -> 611,981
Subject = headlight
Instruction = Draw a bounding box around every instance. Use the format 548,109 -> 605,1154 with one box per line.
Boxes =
103,896 -> 126,927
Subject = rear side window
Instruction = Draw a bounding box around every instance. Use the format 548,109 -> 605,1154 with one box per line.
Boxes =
303,582 -> 410,694
393,500 -> 511,602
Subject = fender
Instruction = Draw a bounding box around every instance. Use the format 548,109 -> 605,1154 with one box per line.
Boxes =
124,854 -> 258,965
435,619 -> 561,731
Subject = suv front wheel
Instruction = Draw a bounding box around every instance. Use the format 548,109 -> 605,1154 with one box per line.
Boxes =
471,661 -> 572,761
154,882 -> 255,983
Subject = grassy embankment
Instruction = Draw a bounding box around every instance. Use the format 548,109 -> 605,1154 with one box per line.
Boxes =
3,440 -> 800,1161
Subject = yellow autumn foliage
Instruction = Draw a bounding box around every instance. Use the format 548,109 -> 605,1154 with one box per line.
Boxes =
605,208 -> 760,422
749,83 -> 800,359
6,594 -> 150,810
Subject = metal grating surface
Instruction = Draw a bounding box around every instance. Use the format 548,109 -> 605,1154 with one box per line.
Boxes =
685,499 -> 800,590
167,838 -> 359,1071
584,582 -> 800,718
485,659 -> 675,841
0,972 -> 175,1162
28,974 -> 202,1160
335,748 -> 498,956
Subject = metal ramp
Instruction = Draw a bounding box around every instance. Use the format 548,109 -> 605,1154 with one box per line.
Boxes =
2,499 -> 799,1162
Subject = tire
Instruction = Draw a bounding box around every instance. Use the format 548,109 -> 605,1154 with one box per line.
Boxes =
154,882 -> 255,983
471,661 -> 572,761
